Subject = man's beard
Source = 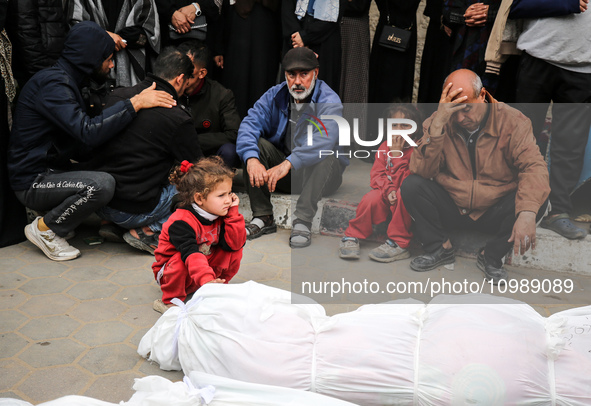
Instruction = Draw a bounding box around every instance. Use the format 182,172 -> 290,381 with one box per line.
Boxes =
91,66 -> 110,84
288,74 -> 316,101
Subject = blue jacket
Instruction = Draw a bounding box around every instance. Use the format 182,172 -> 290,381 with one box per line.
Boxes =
510,0 -> 580,19
8,21 -> 137,191
236,80 -> 349,171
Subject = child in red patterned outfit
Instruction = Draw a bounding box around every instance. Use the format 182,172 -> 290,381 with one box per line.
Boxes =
339,104 -> 423,262
152,157 -> 246,313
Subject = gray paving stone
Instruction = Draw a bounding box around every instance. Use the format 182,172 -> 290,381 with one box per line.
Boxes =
0,392 -> 23,400
19,339 -> 86,368
18,263 -> 69,278
0,258 -> 27,273
18,294 -> 76,317
265,252 -> 291,268
0,333 -> 30,358
129,328 -> 150,347
115,284 -> 161,306
0,290 -> 27,310
69,299 -> 127,323
109,267 -> 154,286
19,315 -> 80,341
66,280 -> 120,300
79,344 -> 140,375
240,249 -> 264,265
0,272 -> 29,290
0,310 -> 28,333
17,366 -> 92,403
246,235 -> 291,254
74,321 -> 134,347
62,251 -> 108,268
237,263 -> 280,281
20,277 -> 72,296
62,266 -> 114,282
138,359 -> 184,381
120,305 -> 160,328
83,372 -> 141,403
0,244 -> 28,258
0,359 -> 31,391
102,254 -> 153,271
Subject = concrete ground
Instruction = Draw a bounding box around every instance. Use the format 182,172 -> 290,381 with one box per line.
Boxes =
2,225 -> 591,404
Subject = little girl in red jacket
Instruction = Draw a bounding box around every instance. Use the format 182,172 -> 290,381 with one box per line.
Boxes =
339,104 -> 423,262
152,156 -> 246,313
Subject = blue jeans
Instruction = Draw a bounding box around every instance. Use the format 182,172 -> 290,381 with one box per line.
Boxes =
96,184 -> 177,233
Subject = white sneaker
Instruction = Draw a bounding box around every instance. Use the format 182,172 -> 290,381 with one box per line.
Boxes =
25,217 -> 81,261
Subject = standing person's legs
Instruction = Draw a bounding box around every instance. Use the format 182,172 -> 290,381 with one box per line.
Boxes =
243,138 -> 286,239
400,175 -> 468,271
290,155 -> 342,248
17,170 -> 115,261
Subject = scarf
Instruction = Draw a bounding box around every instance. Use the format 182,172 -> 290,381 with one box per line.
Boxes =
0,29 -> 15,102
68,0 -> 161,87
295,0 -> 339,22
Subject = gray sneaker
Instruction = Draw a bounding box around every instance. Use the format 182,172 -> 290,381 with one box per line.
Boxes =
339,237 -> 360,259
25,217 -> 80,261
369,239 -> 410,263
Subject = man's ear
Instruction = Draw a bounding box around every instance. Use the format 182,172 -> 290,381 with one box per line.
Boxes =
176,73 -> 185,87
478,86 -> 487,102
199,67 -> 207,79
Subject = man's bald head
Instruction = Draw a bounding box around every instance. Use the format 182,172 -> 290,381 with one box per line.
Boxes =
443,69 -> 486,103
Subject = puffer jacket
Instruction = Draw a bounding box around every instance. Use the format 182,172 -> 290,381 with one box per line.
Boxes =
7,21 -> 137,191
8,0 -> 68,84
410,93 -> 550,219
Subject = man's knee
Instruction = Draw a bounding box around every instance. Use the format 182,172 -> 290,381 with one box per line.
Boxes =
400,174 -> 429,203
91,172 -> 116,205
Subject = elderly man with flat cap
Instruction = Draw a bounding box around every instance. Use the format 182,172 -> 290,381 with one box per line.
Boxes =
401,69 -> 550,284
236,47 -> 348,248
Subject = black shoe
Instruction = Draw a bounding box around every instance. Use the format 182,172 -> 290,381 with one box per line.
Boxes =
476,252 -> 508,285
540,213 -> 587,240
245,216 -> 277,240
410,246 -> 455,272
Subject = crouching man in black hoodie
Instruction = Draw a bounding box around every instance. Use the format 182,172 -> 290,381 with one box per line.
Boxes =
8,21 -> 176,261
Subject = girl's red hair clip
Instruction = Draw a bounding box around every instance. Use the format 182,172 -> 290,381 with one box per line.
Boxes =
180,160 -> 193,173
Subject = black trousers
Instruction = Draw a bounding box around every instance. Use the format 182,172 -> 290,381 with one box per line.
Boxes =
515,52 -> 591,215
244,138 -> 343,223
15,170 -> 115,237
401,174 -> 549,264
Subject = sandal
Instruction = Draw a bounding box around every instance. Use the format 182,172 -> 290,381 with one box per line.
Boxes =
540,213 -> 588,240
123,228 -> 159,254
245,217 -> 277,240
289,223 -> 311,248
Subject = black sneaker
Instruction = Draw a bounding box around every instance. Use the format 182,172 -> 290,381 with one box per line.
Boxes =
410,246 -> 455,272
476,252 -> 508,285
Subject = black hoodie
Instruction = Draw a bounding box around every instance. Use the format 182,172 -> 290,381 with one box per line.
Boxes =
8,21 -> 137,191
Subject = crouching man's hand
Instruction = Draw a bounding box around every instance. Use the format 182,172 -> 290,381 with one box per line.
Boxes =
246,158 -> 269,188
508,211 -> 536,255
267,160 -> 292,193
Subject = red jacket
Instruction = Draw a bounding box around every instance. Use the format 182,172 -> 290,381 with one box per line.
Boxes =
370,141 -> 414,202
153,205 -> 246,286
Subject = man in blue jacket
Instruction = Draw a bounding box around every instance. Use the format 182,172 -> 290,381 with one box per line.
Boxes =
237,47 -> 348,248
8,21 -> 176,261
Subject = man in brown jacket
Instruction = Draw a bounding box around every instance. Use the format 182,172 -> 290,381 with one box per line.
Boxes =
400,69 -> 550,283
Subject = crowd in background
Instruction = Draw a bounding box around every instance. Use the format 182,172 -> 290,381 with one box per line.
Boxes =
1,0 -> 590,248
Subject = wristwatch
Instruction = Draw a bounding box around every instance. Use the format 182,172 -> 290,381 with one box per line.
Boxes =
192,2 -> 202,16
